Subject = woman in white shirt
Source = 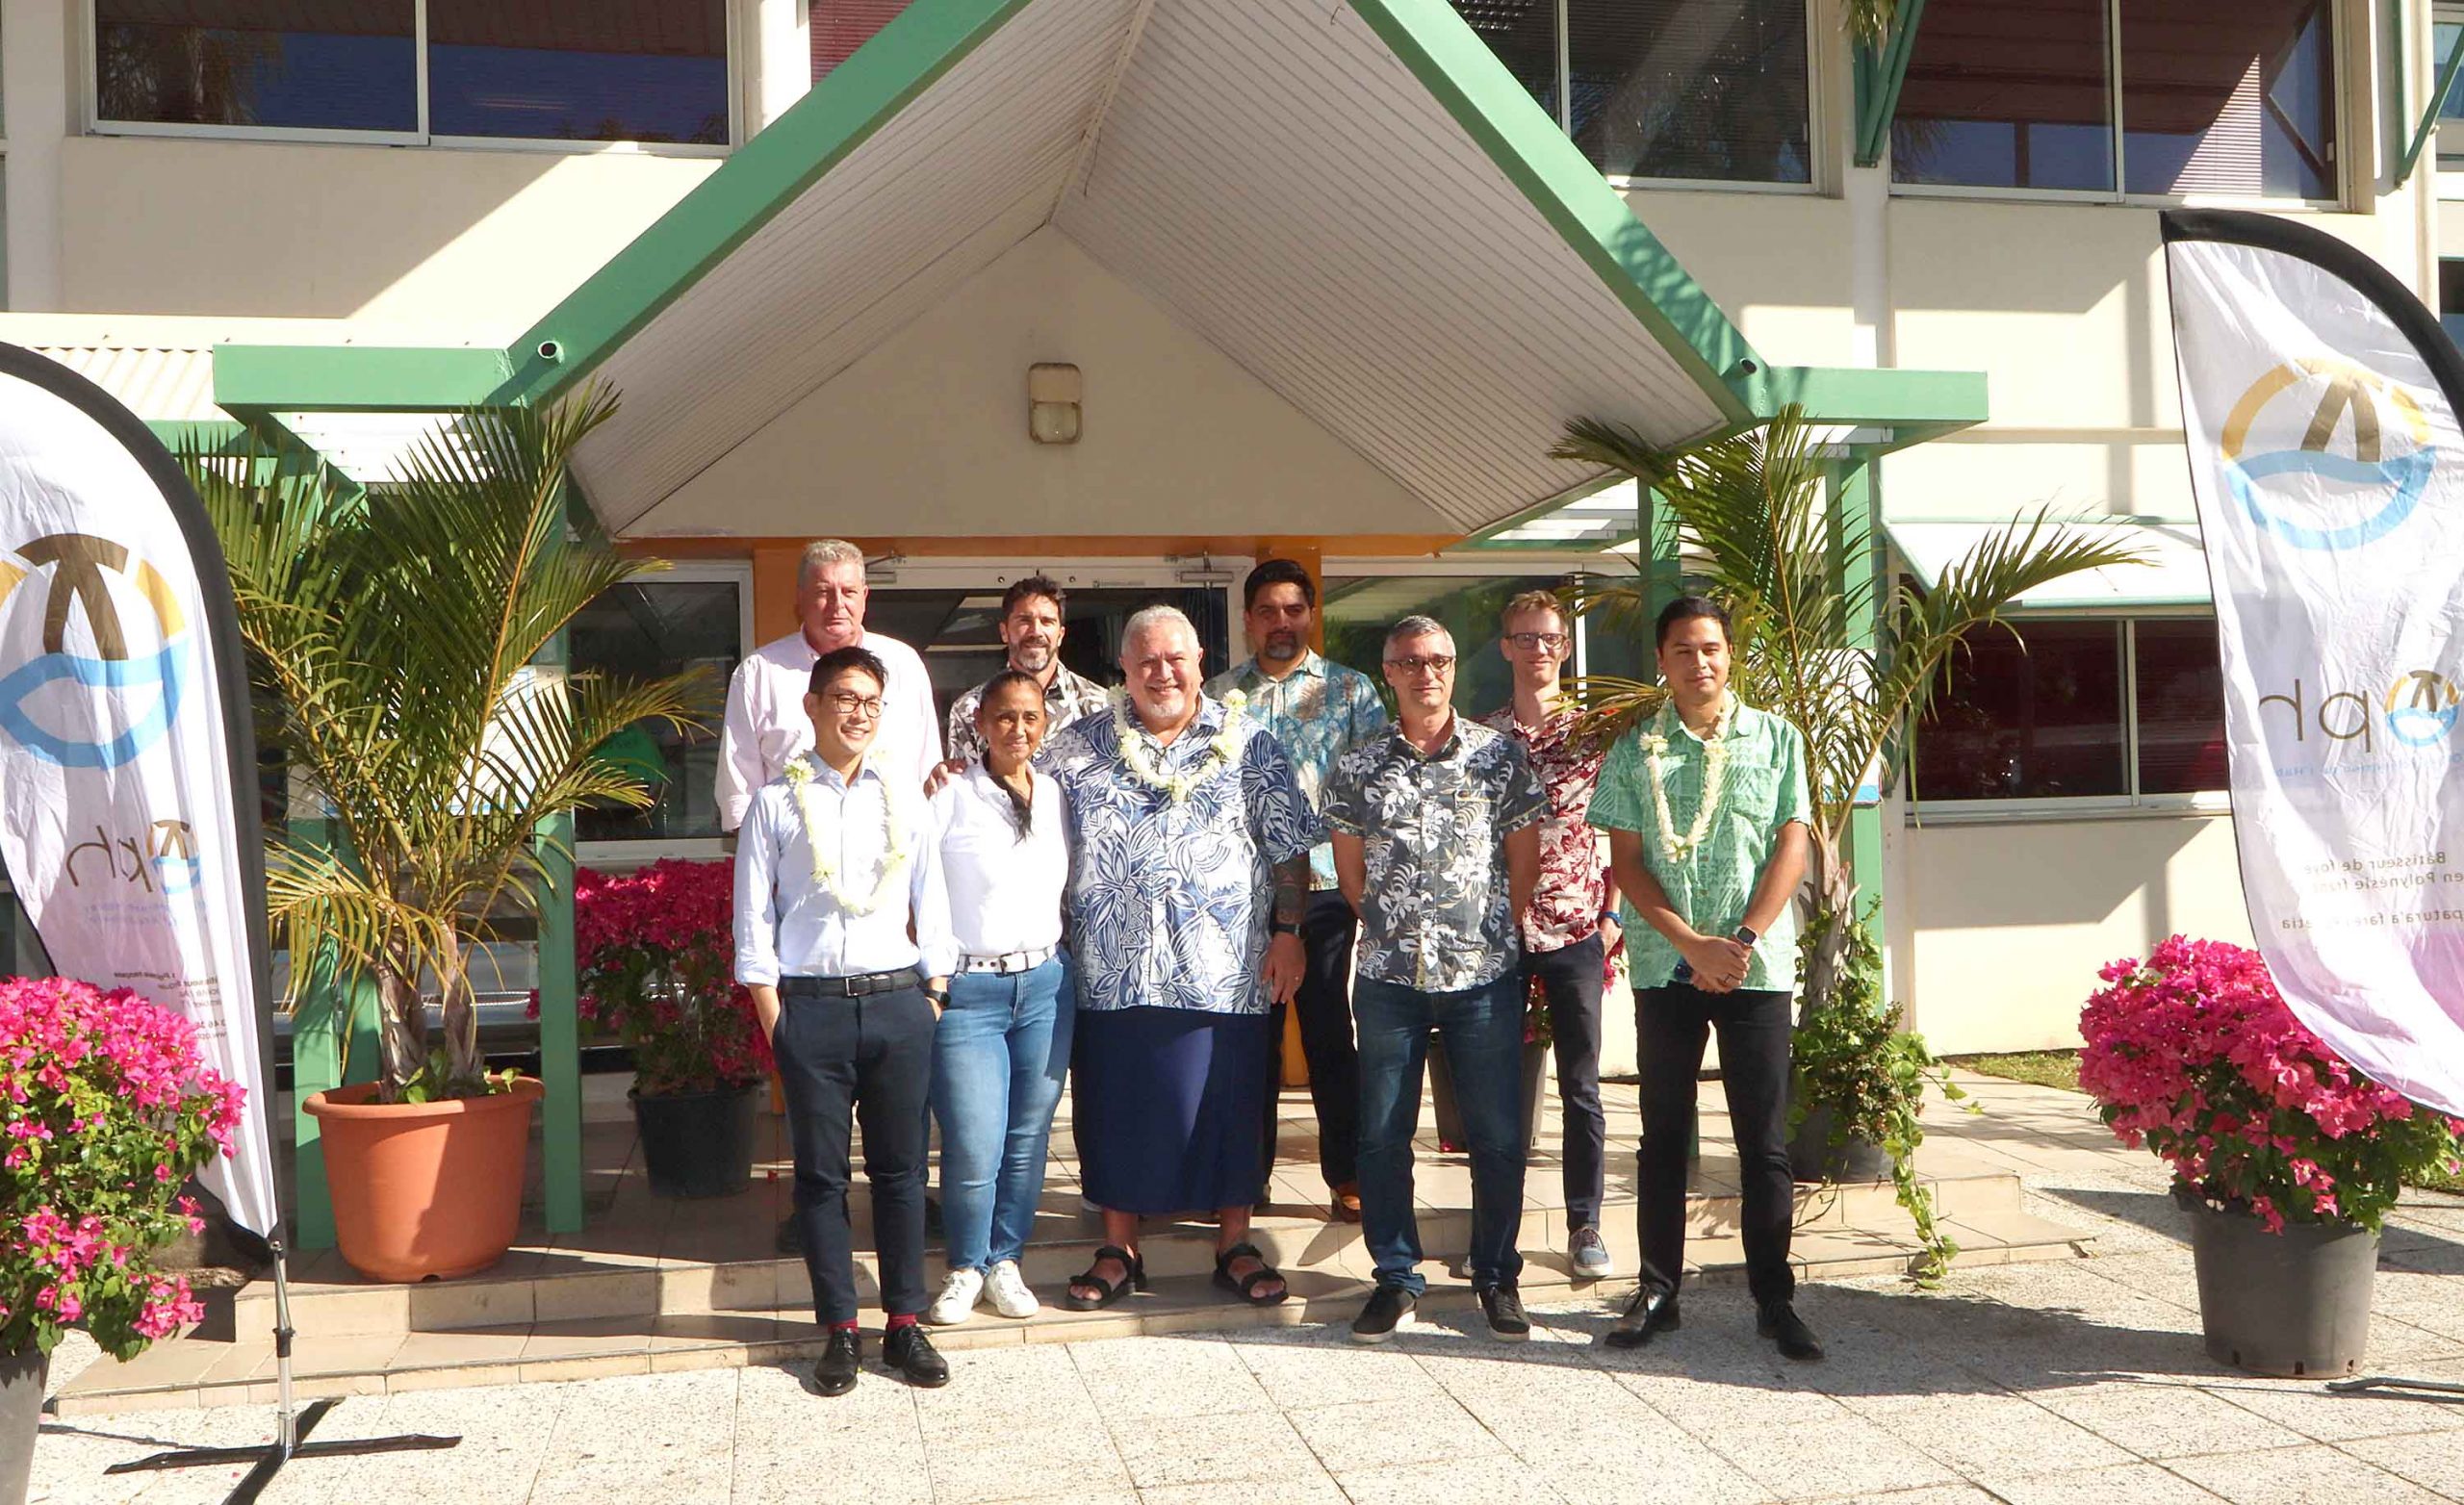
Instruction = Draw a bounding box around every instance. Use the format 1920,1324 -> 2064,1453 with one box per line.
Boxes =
924,671 -> 1075,1324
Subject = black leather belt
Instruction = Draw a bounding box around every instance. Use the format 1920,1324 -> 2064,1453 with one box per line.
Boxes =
783,968 -> 919,998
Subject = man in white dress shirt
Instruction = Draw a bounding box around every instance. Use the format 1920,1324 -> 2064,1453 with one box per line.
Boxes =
718,539 -> 940,832
736,644 -> 959,1396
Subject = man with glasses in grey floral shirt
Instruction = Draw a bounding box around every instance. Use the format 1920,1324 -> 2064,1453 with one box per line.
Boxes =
1323,616 -> 1547,1343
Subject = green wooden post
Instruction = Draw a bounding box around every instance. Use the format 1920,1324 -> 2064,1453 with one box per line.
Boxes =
1829,456 -> 1890,928
1643,484 -> 1685,616
534,632 -> 585,1235
284,814 -> 379,1249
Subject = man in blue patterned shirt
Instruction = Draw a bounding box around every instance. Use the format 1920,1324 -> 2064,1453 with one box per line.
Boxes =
1323,616 -> 1546,1343
1206,560 -> 1389,1221
1044,606 -> 1321,1312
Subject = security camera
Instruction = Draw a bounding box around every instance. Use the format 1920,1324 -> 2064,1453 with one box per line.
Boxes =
536,340 -> 563,363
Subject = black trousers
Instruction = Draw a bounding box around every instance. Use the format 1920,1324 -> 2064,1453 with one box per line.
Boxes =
1636,983 -> 1796,1309
1525,933 -> 1606,1230
1262,889 -> 1363,1190
774,979 -> 936,1326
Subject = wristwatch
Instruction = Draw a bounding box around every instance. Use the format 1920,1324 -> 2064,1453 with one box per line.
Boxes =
922,985 -> 951,1008
1731,925 -> 1758,948
1269,920 -> 1301,937
1597,908 -> 1622,927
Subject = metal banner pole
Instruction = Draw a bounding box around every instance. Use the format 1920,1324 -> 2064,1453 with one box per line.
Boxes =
101,1242 -> 460,1504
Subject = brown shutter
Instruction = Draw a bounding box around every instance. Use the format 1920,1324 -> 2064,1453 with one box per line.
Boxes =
811,0 -> 915,83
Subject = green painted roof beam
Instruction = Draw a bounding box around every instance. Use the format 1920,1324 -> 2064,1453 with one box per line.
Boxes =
1348,0 -> 1760,424
2398,10 -> 2464,185
211,344 -> 515,414
1851,0 -> 1927,170
499,0 -> 1038,410
1730,363 -> 1987,438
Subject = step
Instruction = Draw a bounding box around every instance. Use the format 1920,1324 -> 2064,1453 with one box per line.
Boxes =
53,1211 -> 2098,1416
224,1163 -> 2024,1342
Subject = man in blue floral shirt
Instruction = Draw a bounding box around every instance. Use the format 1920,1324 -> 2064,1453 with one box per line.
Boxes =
1044,606 -> 1321,1313
1207,559 -> 1389,1220
1323,616 -> 1546,1344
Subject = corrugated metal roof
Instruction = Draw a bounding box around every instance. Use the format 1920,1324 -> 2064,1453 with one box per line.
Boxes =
25,344 -> 221,421
569,0 -> 1736,536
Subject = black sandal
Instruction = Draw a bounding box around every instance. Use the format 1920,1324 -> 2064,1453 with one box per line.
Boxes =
1064,1244 -> 1145,1311
1213,1241 -> 1289,1307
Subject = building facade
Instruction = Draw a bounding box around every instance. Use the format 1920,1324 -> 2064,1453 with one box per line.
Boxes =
0,0 -> 2451,1063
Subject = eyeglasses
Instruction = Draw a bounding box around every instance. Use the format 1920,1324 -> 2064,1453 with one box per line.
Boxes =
826,693 -> 886,719
1385,654 -> 1456,676
1504,631 -> 1570,652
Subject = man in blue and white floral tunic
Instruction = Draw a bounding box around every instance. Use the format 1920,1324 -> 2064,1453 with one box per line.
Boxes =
1041,606 -> 1322,1312
1323,615 -> 1547,1344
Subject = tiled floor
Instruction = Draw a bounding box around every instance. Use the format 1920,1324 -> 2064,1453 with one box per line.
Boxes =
47,1071 -> 2090,1414
32,1072 -> 2464,1502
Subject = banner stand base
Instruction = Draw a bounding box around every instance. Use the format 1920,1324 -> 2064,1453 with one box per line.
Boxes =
99,1243 -> 459,1504
2325,1375 -> 2464,1403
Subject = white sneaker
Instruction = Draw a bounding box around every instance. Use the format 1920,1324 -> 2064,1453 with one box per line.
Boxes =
925,1266 -> 984,1326
985,1260 -> 1040,1319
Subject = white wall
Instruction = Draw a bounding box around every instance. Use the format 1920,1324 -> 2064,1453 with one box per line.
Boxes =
624,226 -> 1453,540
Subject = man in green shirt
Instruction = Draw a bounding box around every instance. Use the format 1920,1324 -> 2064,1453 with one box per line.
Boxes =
1586,596 -> 1822,1362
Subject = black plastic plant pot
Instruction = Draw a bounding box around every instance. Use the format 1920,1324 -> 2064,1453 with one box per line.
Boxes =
1786,1102 -> 1891,1184
631,1083 -> 760,1199
2182,1191 -> 2376,1377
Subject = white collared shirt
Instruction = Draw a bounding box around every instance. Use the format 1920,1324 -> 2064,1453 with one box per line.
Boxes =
930,764 -> 1069,960
716,629 -> 940,831
732,754 -> 958,986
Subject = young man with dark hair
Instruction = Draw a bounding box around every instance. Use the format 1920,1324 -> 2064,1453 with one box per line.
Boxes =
736,644 -> 959,1395
944,574 -> 1109,765
1206,558 -> 1388,1221
1588,595 -> 1823,1362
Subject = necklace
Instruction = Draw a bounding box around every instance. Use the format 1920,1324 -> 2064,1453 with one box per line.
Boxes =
781,754 -> 910,914
1641,695 -> 1733,863
1114,690 -> 1247,802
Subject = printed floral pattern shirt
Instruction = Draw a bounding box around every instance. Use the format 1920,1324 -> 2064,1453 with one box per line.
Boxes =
1585,700 -> 1811,993
1205,650 -> 1389,890
944,663 -> 1111,766
1482,701 -> 1612,956
1321,717 -> 1549,993
1042,695 -> 1322,1015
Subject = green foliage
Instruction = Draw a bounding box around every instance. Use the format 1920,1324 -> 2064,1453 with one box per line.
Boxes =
1788,904 -> 1967,1286
181,387 -> 717,1104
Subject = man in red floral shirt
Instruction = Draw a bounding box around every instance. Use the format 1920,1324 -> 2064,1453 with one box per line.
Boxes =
1483,589 -> 1622,1279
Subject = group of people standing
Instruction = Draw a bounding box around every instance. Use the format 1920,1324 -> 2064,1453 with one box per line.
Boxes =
722,541 -> 1821,1397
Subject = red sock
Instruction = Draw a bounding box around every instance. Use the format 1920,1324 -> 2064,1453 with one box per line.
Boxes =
884,1312 -> 918,1332
832,1318 -> 860,1334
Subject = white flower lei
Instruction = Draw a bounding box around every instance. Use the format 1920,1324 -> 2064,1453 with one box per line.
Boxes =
1114,689 -> 1247,803
781,754 -> 911,915
1642,695 -> 1734,863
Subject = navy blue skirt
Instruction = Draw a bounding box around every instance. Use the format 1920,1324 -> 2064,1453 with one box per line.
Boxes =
1073,1007 -> 1270,1215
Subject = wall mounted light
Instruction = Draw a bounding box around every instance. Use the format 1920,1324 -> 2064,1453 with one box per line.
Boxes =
1028,363 -> 1082,445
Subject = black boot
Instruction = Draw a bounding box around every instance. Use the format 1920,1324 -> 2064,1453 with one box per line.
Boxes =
814,1328 -> 860,1396
1605,1286 -> 1680,1349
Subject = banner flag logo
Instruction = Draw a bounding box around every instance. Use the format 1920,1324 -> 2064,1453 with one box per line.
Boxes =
2164,210 -> 2464,1117
0,345 -> 278,1238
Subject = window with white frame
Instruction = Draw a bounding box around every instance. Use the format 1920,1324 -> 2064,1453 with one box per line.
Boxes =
91,1 -> 731,147
570,565 -> 749,850
1452,0 -> 1813,186
2434,2 -> 2464,174
1914,615 -> 2227,808
1891,0 -> 2337,202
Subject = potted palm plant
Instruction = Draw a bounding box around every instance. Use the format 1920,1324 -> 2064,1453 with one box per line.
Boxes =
183,388 -> 710,1282
1552,405 -> 2144,1281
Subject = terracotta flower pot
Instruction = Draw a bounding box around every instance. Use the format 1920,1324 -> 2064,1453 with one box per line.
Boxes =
304,1077 -> 543,1283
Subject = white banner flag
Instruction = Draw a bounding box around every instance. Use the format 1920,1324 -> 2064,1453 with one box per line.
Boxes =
0,344 -> 279,1237
2165,210 -> 2464,1117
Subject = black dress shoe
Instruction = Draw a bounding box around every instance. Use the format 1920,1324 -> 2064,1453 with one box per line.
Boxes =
814,1328 -> 860,1395
1605,1286 -> 1681,1349
883,1322 -> 951,1388
1758,1301 -> 1825,1362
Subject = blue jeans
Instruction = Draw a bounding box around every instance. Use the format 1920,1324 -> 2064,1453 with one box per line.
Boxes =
931,956 -> 1075,1271
1353,972 -> 1528,1294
